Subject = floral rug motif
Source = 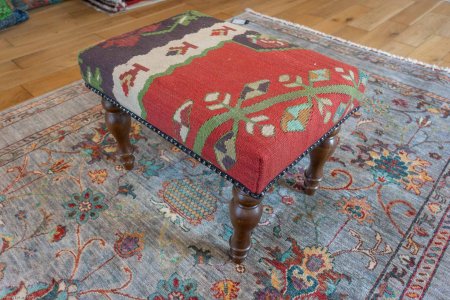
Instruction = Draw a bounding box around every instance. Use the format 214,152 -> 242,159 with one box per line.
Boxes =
0,10 -> 449,300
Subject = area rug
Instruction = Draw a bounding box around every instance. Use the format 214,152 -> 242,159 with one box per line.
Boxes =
0,9 -> 449,300
84,0 -> 164,14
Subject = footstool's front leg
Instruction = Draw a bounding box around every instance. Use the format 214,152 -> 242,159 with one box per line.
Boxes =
304,127 -> 340,195
101,98 -> 135,170
229,187 -> 263,263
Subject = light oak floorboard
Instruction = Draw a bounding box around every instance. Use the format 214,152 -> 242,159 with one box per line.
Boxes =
333,25 -> 368,42
0,86 -> 33,111
349,0 -> 414,31
0,61 -> 20,74
391,0 -> 441,25
431,1 -> 450,16
380,40 -> 415,57
442,52 -> 450,65
394,24 -> 434,47
22,66 -> 82,97
313,4 -> 370,34
358,21 -> 409,49
0,0 -> 449,110
13,34 -> 104,69
409,35 -> 450,64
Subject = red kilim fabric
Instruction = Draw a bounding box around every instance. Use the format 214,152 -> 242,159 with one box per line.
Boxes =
79,11 -> 368,196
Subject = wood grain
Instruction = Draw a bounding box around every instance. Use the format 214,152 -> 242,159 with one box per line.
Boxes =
0,86 -> 33,111
391,0 -> 441,25
409,35 -> 450,63
380,40 -> 415,57
395,24 -> 434,47
358,20 -> 408,49
313,4 -> 370,34
0,0 -> 449,111
22,66 -> 82,97
349,0 -> 414,30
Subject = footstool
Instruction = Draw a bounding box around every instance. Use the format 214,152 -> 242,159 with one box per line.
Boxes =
78,10 -> 367,263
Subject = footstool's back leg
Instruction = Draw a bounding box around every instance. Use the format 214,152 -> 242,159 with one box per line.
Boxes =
304,127 -> 340,195
229,186 -> 263,263
101,98 -> 135,170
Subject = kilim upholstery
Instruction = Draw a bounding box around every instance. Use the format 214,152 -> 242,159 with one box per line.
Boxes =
78,10 -> 367,198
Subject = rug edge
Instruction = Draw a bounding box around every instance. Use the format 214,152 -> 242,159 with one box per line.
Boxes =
243,8 -> 450,73
0,80 -> 84,116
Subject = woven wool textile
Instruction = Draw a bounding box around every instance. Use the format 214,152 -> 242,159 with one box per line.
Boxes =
0,10 -> 448,300
78,11 -> 367,196
83,0 -> 164,14
11,0 -> 62,11
0,0 -> 28,30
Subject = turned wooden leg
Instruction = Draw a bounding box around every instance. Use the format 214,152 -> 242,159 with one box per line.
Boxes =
229,187 -> 263,263
101,98 -> 135,170
304,127 -> 340,195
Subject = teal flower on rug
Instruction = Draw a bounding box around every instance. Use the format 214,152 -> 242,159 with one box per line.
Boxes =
337,196 -> 373,224
147,272 -> 203,300
188,245 -> 212,265
369,151 -> 409,184
63,188 -> 108,224
253,238 -> 347,298
139,158 -> 164,178
366,148 -> 432,194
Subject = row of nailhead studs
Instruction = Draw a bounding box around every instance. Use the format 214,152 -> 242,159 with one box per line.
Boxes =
86,83 -> 360,199
259,105 -> 360,196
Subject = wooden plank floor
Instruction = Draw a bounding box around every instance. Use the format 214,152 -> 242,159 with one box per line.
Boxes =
1,0 -> 449,110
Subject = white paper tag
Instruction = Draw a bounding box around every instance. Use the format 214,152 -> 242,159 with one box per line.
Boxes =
231,18 -> 250,25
